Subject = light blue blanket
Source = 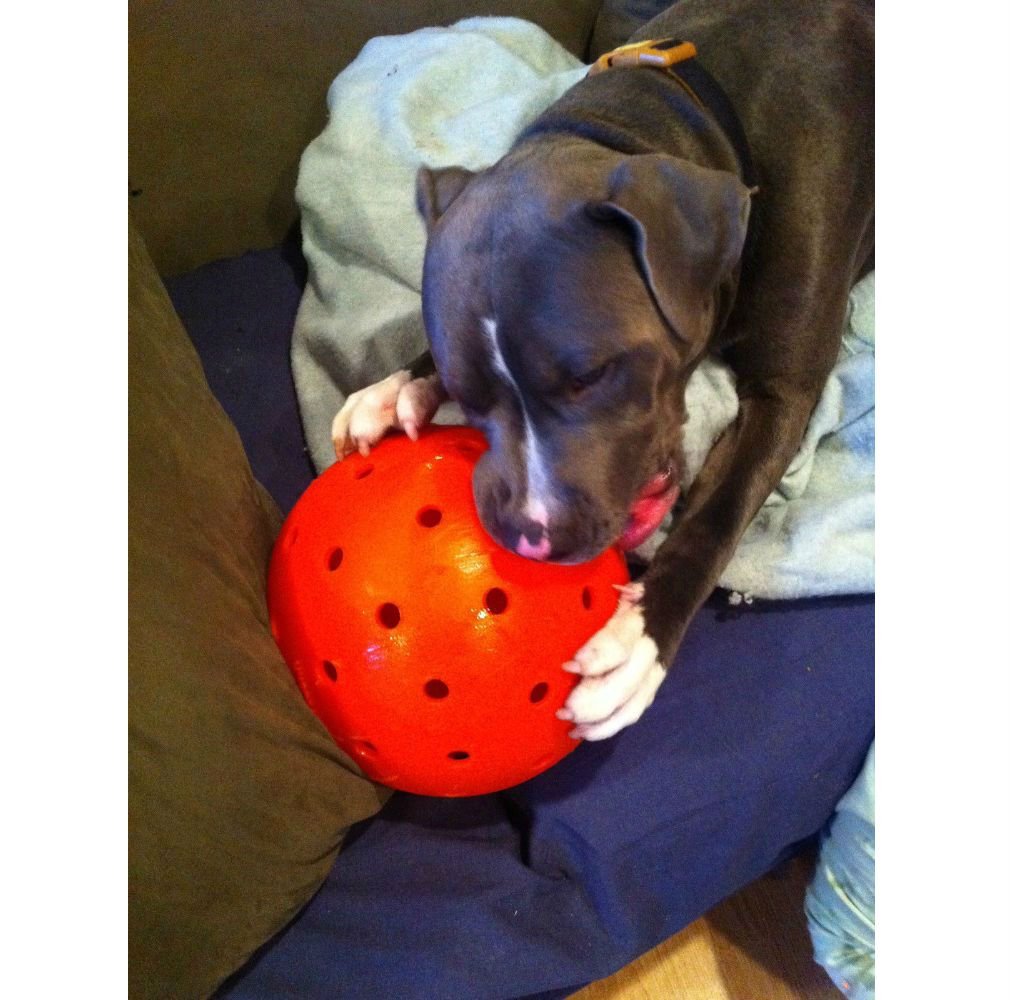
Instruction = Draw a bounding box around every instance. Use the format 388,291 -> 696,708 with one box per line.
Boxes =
292,17 -> 875,599
806,743 -> 876,999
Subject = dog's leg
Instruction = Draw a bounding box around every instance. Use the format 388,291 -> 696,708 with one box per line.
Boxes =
563,256 -> 860,739
645,383 -> 826,633
563,383 -> 825,739
331,351 -> 445,459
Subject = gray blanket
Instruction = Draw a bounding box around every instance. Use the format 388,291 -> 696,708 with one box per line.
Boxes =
292,17 -> 874,599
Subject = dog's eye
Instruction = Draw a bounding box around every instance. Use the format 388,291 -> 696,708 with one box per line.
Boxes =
566,361 -> 612,397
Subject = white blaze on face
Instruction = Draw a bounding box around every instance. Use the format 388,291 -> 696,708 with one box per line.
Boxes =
481,317 -> 552,530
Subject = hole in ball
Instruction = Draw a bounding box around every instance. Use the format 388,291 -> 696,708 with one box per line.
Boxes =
447,750 -> 470,761
355,464 -> 374,480
322,660 -> 338,682
581,586 -> 593,609
377,602 -> 401,629
424,679 -> 449,699
327,547 -> 344,571
417,506 -> 442,528
484,588 -> 508,615
530,682 -> 549,703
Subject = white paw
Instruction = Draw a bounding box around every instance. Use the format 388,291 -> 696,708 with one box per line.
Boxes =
557,584 -> 666,741
331,370 -> 445,460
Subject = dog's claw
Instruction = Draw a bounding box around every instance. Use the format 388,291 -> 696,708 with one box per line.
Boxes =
613,582 -> 645,604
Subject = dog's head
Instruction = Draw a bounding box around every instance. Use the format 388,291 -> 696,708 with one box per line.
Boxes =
417,147 -> 751,563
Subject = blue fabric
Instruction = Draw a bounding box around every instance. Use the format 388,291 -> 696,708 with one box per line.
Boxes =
165,238 -> 314,515
167,246 -> 874,1000
218,594 -> 872,999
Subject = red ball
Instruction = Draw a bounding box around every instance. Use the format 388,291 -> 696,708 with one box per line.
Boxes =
267,426 -> 628,797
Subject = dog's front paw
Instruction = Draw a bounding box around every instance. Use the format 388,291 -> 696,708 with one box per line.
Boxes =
331,370 -> 445,460
557,583 -> 667,741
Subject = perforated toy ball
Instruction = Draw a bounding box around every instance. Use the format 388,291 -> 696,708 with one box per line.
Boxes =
267,425 -> 629,797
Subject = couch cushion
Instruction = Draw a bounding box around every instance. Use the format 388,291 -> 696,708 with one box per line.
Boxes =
130,1 -> 603,276
128,218 -> 390,999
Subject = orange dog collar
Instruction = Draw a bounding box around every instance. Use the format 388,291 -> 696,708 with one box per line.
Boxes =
587,37 -> 757,189
589,38 -> 698,76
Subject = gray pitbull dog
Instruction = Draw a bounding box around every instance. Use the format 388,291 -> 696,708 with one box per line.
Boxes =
331,0 -> 874,740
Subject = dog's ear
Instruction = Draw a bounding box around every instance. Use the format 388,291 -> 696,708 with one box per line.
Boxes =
588,154 -> 752,354
416,166 -> 476,233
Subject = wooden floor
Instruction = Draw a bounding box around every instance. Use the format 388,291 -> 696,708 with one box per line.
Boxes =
571,855 -> 838,1000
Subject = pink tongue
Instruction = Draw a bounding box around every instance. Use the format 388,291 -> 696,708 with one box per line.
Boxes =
618,474 -> 680,551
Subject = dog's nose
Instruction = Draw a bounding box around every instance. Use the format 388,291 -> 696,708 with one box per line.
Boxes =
516,532 -> 552,560
515,516 -> 551,560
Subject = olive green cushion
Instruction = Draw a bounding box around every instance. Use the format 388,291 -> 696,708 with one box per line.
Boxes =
130,0 -> 603,276
128,218 -> 390,999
